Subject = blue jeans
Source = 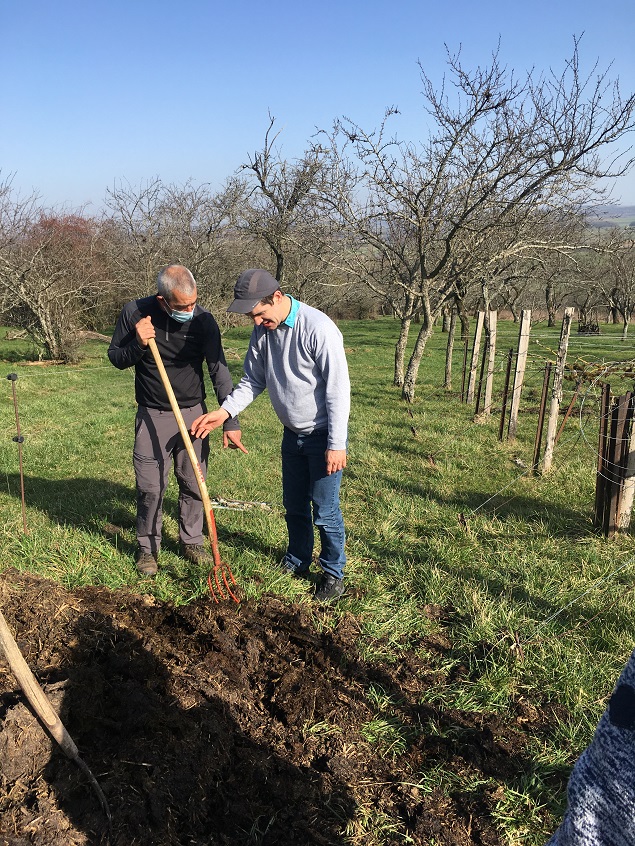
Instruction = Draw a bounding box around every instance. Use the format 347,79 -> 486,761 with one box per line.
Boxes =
281,427 -> 346,580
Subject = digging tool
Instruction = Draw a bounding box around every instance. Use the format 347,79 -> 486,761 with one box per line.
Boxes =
7,373 -> 27,533
0,608 -> 112,829
147,338 -> 239,603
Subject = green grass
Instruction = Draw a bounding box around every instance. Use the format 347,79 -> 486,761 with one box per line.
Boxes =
2,317 -> 635,844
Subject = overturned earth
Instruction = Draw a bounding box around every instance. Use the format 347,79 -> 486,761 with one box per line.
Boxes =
0,569 -> 563,845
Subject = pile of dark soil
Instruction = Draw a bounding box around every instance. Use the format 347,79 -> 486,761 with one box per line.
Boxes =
0,569 -> 558,845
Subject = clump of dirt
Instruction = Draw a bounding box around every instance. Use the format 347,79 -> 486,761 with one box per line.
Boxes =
0,569 -> 560,845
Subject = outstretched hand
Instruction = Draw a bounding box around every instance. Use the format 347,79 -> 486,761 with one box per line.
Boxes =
190,409 -> 228,439
223,429 -> 248,454
190,409 -> 248,455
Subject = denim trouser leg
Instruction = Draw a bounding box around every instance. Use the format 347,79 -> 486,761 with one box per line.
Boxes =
281,428 -> 346,580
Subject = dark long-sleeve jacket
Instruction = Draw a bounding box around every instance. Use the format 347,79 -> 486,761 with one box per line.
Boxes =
108,295 -> 239,430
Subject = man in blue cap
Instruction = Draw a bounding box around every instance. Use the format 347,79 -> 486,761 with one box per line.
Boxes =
191,268 -> 351,602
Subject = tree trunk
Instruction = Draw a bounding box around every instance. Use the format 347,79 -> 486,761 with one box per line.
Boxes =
394,316 -> 411,387
546,280 -> 556,328
481,280 -> 491,320
454,294 -> 470,339
275,252 -> 284,284
402,297 -> 435,402
442,306 -> 450,332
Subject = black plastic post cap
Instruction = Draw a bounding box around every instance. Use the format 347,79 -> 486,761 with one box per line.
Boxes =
12,436 -> 24,443
7,373 -> 18,381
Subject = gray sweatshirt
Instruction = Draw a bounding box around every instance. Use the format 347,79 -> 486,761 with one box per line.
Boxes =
221,299 -> 350,451
547,647 -> 635,846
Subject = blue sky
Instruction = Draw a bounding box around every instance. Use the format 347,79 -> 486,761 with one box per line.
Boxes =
2,0 -> 634,210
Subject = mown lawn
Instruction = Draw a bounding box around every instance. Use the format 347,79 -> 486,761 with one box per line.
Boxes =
1,317 -> 634,843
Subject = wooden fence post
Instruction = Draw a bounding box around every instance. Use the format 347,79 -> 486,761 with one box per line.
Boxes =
498,349 -> 515,441
474,329 -> 489,417
533,362 -> 552,473
508,309 -> 531,440
444,310 -> 457,390
482,311 -> 497,417
594,383 -> 611,528
542,307 -> 574,473
466,311 -> 485,404
460,334 -> 469,402
603,393 -> 632,538
618,396 -> 635,531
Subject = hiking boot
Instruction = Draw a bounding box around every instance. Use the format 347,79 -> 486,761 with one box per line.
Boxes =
314,574 -> 345,602
180,543 -> 213,566
136,551 -> 158,576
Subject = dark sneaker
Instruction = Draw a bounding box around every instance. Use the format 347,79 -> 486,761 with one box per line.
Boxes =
314,574 -> 345,602
180,543 -> 213,566
136,551 -> 158,576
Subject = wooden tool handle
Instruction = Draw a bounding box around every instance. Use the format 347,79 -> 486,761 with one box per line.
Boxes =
147,338 -> 220,559
0,610 -> 112,824
0,609 -> 78,758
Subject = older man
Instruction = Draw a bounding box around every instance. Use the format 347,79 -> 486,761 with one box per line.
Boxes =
191,268 -> 350,602
108,264 -> 244,575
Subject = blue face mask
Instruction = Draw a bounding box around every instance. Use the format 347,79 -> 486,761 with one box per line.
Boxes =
169,308 -> 194,323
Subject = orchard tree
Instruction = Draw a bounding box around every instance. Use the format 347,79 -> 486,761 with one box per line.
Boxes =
322,39 -> 635,400
103,177 -> 251,319
237,114 -> 340,295
597,230 -> 635,336
0,178 -> 107,361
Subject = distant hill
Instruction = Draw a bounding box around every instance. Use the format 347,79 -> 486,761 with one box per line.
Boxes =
586,205 -> 635,228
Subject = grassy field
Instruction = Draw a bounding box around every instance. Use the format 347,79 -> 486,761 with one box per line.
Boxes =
1,318 -> 635,843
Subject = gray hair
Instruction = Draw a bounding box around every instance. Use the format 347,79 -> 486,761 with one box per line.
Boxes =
156,265 -> 196,301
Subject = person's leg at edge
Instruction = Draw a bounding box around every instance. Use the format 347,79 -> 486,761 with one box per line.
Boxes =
281,427 -> 313,574
174,403 -> 209,546
303,429 -> 346,581
133,407 -> 173,558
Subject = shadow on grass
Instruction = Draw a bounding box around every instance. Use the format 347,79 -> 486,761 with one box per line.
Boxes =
4,473 -> 215,559
4,473 -> 286,577
346,462 -> 592,538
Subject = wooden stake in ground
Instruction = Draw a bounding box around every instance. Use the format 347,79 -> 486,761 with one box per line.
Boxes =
498,348 -> 515,441
460,333 -> 469,402
508,309 -> 531,440
604,393 -> 632,538
466,311 -> 485,404
594,383 -> 611,528
533,362 -> 552,473
482,310 -> 497,417
443,310 -> 457,390
542,307 -> 574,473
618,397 -> 635,531
7,373 -> 28,533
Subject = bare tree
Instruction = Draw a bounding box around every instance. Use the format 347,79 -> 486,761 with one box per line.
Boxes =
237,114 -> 341,296
322,40 -> 635,400
0,178 -> 107,361
598,231 -> 635,337
103,178 -> 249,319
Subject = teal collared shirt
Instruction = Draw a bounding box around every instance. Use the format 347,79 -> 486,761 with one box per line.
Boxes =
282,295 -> 300,327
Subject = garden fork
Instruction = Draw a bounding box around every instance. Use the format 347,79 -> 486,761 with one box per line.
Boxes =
147,339 -> 239,603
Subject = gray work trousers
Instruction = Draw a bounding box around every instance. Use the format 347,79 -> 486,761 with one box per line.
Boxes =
133,403 -> 209,555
